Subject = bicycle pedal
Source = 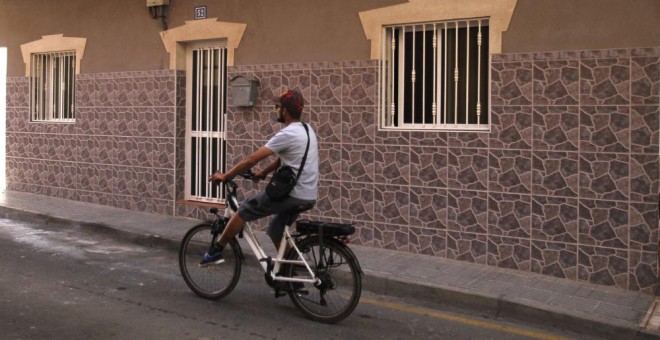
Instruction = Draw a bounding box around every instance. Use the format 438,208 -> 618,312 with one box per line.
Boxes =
197,259 -> 225,267
272,286 -> 308,297
294,289 -> 309,296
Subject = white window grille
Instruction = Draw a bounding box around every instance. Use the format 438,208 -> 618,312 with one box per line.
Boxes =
380,18 -> 489,131
30,51 -> 76,122
185,46 -> 227,203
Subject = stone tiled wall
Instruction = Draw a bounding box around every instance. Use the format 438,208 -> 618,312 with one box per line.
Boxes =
5,70 -> 182,215
224,48 -> 659,294
5,47 -> 658,294
489,48 -> 659,294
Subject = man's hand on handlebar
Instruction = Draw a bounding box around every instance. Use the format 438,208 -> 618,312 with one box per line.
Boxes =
208,170 -> 257,184
208,171 -> 228,184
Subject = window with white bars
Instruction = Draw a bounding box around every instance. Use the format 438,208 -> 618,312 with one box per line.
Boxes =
30,51 -> 76,122
185,46 -> 227,203
381,18 -> 489,131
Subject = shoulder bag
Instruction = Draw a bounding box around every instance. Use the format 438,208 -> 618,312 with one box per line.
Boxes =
266,123 -> 310,201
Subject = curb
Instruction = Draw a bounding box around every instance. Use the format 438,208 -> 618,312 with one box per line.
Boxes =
363,270 -> 659,339
1,205 -> 658,339
0,206 -> 182,252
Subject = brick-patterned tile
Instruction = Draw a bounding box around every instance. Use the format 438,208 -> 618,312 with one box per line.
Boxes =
533,106 -> 579,151
448,148 -> 488,191
410,186 -> 447,230
580,58 -> 630,105
531,196 -> 578,243
341,144 -> 374,182
531,241 -> 577,280
580,106 -> 629,153
492,61 -> 532,105
631,56 -> 659,105
630,105 -> 659,154
447,231 -> 487,264
375,146 -> 410,185
447,189 -> 487,234
340,181 -> 374,223
341,106 -> 375,145
410,227 -> 446,257
578,199 -> 628,249
629,203 -> 658,252
410,146 -> 448,188
488,193 -> 531,238
489,149 -> 532,194
374,184 -> 409,225
579,153 -> 629,200
490,106 -> 532,150
532,151 -> 578,197
487,236 -> 531,271
629,251 -> 658,295
578,245 -> 628,290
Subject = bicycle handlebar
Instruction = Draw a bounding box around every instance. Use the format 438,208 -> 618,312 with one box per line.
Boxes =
211,170 -> 256,196
238,171 -> 255,180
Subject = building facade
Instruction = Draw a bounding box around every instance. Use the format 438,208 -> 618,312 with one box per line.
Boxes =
1,0 -> 658,294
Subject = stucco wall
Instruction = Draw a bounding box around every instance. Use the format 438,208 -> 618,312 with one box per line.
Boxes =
1,0 -> 659,76
503,0 -> 660,53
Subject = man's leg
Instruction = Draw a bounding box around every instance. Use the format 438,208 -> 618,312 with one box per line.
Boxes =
200,210 -> 246,265
267,211 -> 298,250
217,213 -> 245,247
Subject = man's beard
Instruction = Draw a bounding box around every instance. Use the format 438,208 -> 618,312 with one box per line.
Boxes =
276,113 -> 285,123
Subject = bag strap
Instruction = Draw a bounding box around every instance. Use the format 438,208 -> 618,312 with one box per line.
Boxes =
295,123 -> 310,181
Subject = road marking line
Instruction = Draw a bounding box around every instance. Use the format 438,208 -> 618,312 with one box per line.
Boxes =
361,296 -> 571,340
640,298 -> 660,330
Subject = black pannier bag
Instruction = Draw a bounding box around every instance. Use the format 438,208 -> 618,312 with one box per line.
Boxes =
296,220 -> 356,236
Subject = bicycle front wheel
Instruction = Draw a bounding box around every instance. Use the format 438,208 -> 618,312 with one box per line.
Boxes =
179,222 -> 241,300
285,236 -> 362,324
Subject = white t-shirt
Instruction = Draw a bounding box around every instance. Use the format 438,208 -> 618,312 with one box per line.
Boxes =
265,122 -> 319,200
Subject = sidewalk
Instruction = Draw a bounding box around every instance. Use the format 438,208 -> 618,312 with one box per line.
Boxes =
0,190 -> 657,338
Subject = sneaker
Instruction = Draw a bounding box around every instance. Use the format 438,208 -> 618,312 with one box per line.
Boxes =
199,245 -> 224,266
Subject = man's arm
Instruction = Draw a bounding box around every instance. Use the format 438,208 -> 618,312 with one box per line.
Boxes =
254,157 -> 280,181
209,146 -> 274,183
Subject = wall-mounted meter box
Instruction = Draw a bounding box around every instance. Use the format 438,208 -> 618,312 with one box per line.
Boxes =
229,76 -> 260,107
147,0 -> 169,7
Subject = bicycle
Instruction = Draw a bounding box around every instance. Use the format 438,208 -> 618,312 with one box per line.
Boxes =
178,172 -> 363,324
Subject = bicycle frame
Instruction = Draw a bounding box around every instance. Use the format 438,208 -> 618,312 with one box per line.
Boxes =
224,206 -> 320,286
180,176 -> 363,323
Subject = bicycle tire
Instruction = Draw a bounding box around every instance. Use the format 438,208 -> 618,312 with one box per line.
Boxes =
284,236 -> 362,323
179,222 -> 241,300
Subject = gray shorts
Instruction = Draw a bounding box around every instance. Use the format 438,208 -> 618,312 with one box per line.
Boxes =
238,191 -> 316,241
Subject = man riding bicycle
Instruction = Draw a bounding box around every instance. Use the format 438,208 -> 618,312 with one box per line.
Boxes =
202,89 -> 319,266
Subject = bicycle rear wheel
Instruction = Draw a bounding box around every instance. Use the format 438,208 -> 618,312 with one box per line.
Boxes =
284,236 -> 362,324
179,222 -> 241,300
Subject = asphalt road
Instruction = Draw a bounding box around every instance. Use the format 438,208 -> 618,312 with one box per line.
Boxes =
0,217 -> 589,339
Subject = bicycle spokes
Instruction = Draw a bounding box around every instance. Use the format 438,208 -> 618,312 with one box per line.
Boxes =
179,223 -> 242,300
286,237 -> 361,323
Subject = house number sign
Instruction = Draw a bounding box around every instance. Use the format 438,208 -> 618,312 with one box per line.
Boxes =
194,6 -> 207,20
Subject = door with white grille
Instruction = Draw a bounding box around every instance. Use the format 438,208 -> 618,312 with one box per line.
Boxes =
185,43 -> 227,203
